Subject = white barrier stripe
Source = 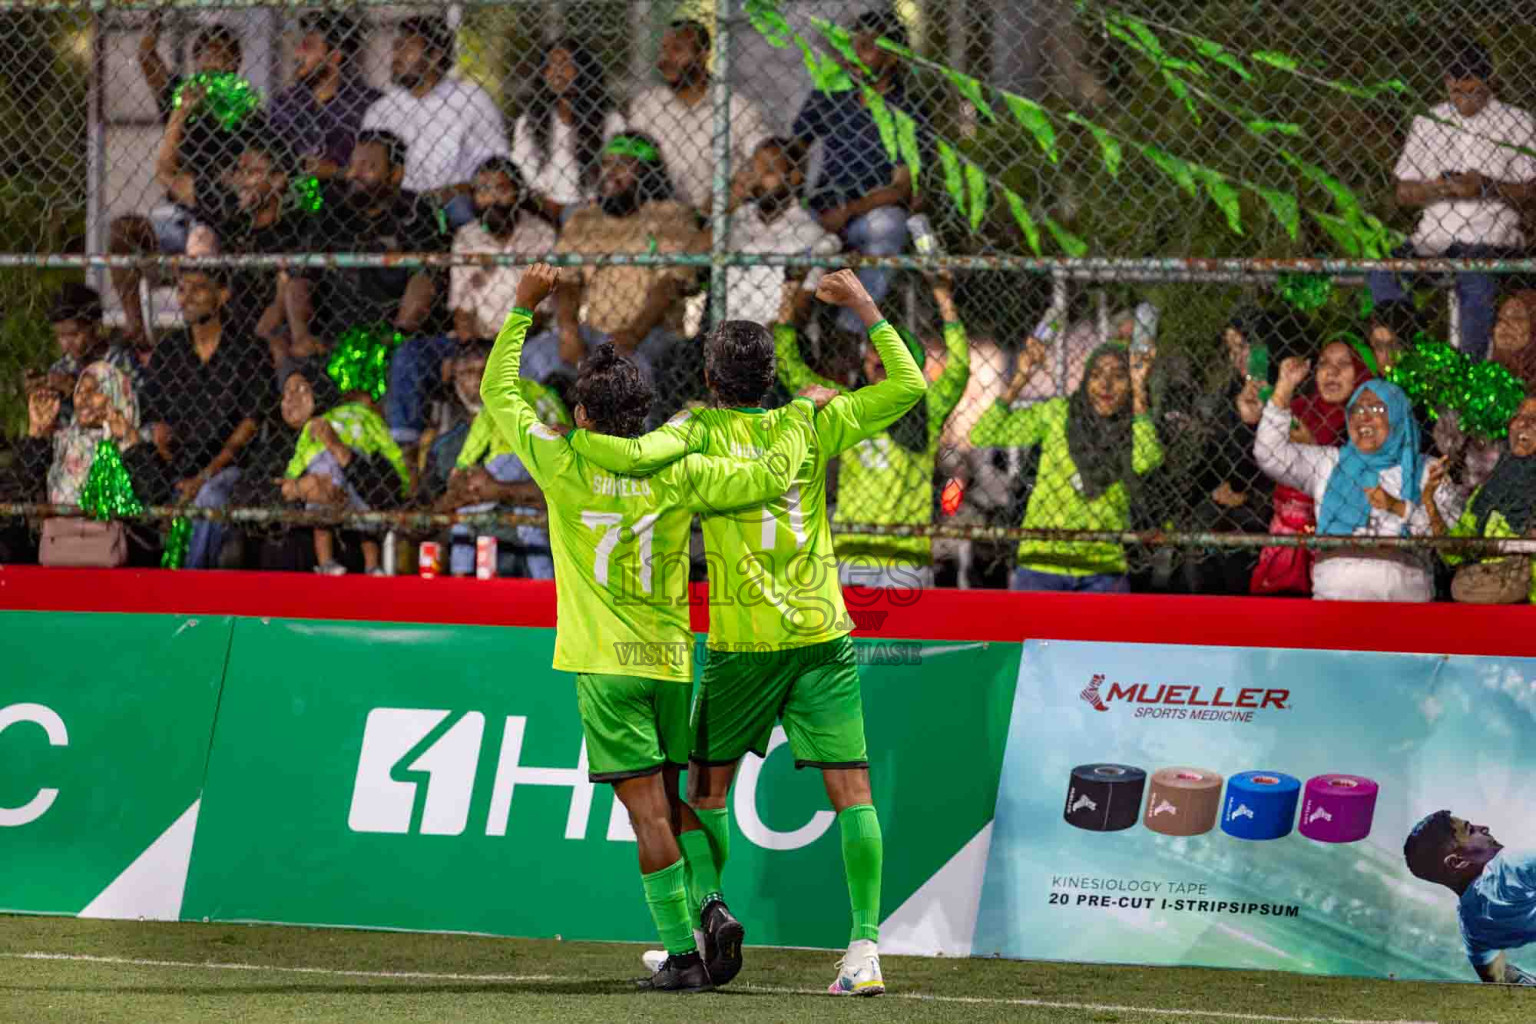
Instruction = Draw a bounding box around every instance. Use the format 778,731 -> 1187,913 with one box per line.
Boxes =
5,952 -> 554,983
4,950 -> 1438,1023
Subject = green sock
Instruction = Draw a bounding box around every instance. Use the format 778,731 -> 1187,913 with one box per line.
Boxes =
694,807 -> 731,891
678,828 -> 722,922
641,859 -> 695,956
839,804 -> 883,943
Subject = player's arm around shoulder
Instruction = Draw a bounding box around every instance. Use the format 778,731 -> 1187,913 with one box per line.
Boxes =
675,397 -> 817,514
568,408 -> 708,476
480,264 -> 573,484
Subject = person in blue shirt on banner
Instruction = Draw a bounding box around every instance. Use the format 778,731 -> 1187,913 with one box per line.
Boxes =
1404,810 -> 1536,984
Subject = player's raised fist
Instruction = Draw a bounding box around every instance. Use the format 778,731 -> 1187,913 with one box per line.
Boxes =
515,263 -> 559,312
814,269 -> 872,308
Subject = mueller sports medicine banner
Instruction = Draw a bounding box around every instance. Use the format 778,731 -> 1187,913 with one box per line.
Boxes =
976,640 -> 1536,983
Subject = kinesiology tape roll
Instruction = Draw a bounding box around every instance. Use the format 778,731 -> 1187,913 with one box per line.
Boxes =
1298,774 -> 1379,843
1143,767 -> 1223,837
1063,763 -> 1147,832
1220,771 -> 1301,841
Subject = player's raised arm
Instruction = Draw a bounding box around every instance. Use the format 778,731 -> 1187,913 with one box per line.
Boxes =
480,264 -> 573,485
810,270 -> 926,456
676,397 -> 816,515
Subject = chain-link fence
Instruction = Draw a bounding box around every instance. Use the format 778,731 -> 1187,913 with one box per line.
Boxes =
3,0 -> 1535,594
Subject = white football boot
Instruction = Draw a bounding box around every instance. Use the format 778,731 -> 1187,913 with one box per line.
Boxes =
827,938 -> 884,996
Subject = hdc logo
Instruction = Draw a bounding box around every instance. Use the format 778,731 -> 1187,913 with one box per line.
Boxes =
348,708 -> 833,852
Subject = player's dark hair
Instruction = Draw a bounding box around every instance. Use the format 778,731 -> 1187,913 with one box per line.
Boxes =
1403,809 -> 1456,882
1445,40 -> 1493,83
300,11 -> 364,63
575,344 -> 653,438
705,320 -> 776,407
669,19 -> 711,56
50,282 -> 103,325
355,129 -> 408,171
192,25 -> 243,65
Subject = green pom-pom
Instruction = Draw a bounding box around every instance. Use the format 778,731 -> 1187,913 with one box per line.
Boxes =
173,71 -> 262,132
78,438 -> 143,521
1388,335 -> 1528,439
1276,273 -> 1332,312
161,516 -> 192,569
290,174 -> 324,215
1461,360 -> 1527,439
327,324 -> 403,403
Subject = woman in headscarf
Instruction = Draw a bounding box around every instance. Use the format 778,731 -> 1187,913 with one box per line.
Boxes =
1256,356 -> 1459,602
1429,395 -> 1536,603
18,361 -> 172,564
970,338 -> 1161,592
1250,333 -> 1375,596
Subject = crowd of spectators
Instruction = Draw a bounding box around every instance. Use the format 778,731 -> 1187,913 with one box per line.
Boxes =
4,15 -> 1534,604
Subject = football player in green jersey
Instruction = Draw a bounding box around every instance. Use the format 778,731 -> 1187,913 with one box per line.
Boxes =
569,270 -> 926,995
480,264 -> 816,992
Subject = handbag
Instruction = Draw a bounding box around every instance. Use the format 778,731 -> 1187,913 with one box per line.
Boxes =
1250,488 -> 1316,596
38,517 -> 128,568
1451,556 -> 1532,604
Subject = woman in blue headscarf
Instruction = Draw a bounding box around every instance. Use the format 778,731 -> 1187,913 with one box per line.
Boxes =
1255,355 -> 1462,602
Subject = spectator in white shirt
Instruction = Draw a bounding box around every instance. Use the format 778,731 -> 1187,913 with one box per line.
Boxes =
512,39 -> 624,219
1370,42 -> 1536,360
722,137 -> 842,326
361,16 -> 510,231
621,19 -> 769,214
386,157 -> 556,446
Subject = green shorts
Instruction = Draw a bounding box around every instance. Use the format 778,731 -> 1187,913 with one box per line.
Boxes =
694,635 -> 867,770
574,673 -> 693,783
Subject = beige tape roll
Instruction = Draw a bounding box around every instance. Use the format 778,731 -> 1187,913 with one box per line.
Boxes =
1143,766 -> 1224,837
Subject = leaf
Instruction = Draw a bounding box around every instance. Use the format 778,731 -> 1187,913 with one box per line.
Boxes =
1251,50 -> 1299,71
894,108 -> 922,196
1254,187 -> 1300,240
1160,58 -> 1207,76
745,0 -> 794,48
1004,93 -> 1058,164
1002,187 -> 1042,255
1191,36 -> 1251,80
1067,113 -> 1121,176
1114,14 -> 1167,59
936,140 -> 966,216
1245,119 -> 1301,136
964,160 -> 989,231
1281,150 -> 1360,221
1045,218 -> 1088,258
797,38 -> 851,94
1194,166 -> 1242,235
861,86 -> 899,163
812,17 -> 864,74
1311,210 -> 1363,257
945,68 -> 997,122
1160,69 -> 1200,123
1140,144 -> 1196,197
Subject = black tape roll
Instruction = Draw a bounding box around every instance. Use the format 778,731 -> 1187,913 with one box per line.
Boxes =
1064,763 -> 1147,832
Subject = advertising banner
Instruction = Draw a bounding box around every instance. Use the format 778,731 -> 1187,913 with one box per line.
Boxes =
0,612 -> 229,918
975,640 -> 1536,983
181,619 -> 1019,949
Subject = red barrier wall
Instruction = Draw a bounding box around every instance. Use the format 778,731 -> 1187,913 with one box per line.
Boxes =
2,565 -> 1533,656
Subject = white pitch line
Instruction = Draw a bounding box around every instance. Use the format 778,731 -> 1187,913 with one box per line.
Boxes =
5,952 -> 554,983
3,952 -> 1437,1024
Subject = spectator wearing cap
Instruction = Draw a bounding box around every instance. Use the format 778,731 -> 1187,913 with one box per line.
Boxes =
619,19 -> 768,214
1371,41 -> 1536,361
139,269 -> 274,569
286,130 -> 448,364
360,16 -> 510,231
30,285 -> 144,426
110,21 -> 244,344
790,9 -> 930,335
528,132 -> 705,388
268,12 -> 380,184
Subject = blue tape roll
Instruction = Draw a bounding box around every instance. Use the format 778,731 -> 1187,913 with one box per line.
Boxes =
1220,771 -> 1301,841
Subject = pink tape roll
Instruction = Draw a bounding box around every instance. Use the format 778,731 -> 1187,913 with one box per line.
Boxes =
1298,774 -> 1379,843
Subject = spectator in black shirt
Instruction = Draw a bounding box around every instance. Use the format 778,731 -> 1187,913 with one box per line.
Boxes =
285,130 -> 446,358
140,269 -> 273,569
268,12 -> 380,184
109,19 -> 244,344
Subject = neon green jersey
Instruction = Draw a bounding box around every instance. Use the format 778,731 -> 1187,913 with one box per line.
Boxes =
569,319 -> 926,650
456,379 -> 571,470
776,320 -> 970,565
285,400 -> 410,494
480,308 -> 815,682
